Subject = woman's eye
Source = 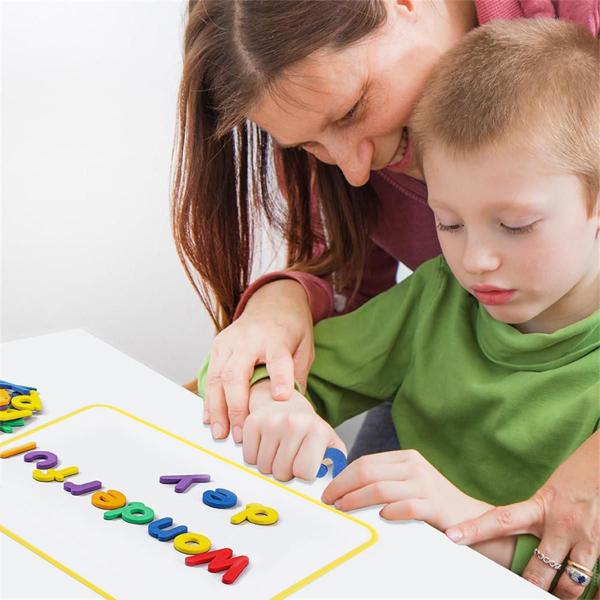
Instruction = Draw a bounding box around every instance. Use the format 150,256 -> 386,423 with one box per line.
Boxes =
501,223 -> 535,235
338,101 -> 360,124
436,222 -> 463,232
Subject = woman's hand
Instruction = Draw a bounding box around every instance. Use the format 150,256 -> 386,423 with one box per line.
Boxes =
242,380 -> 346,481
321,449 -> 493,531
205,279 -> 315,443
445,432 -> 600,599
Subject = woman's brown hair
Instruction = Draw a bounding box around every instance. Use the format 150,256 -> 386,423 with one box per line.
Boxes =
172,0 -> 386,330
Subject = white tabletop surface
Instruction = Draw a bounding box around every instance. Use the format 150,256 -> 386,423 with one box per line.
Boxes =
0,330 -> 548,599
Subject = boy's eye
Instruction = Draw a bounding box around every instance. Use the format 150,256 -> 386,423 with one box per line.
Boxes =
500,223 -> 535,235
436,222 -> 463,232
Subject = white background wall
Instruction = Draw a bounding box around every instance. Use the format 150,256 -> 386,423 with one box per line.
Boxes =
2,0 -> 214,384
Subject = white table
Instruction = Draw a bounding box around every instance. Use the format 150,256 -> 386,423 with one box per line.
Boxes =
0,330 -> 548,598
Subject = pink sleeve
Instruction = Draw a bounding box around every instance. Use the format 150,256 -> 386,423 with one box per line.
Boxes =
521,0 -> 599,35
476,0 -> 599,35
233,270 -> 335,323
233,241 -> 398,323
555,0 -> 599,35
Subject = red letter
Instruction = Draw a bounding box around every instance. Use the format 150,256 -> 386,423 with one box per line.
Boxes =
185,548 -> 249,584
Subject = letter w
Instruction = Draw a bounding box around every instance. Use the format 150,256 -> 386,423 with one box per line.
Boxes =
185,547 -> 249,584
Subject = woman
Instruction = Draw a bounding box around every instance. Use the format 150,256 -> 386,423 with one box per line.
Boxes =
172,1 -> 599,597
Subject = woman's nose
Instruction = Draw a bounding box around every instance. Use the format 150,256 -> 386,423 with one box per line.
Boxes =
327,137 -> 374,187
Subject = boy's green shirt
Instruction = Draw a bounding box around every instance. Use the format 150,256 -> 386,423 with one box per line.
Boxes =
198,256 -> 599,594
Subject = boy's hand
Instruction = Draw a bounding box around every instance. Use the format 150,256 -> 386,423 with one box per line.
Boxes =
321,449 -> 491,531
242,380 -> 347,482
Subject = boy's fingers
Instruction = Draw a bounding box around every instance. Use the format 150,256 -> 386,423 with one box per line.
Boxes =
266,344 -> 295,400
445,500 -> 539,544
292,426 -> 344,481
335,480 -> 418,512
322,460 -> 410,505
221,353 -> 255,443
292,434 -> 327,481
256,433 -> 281,475
271,427 -> 306,481
380,498 -> 431,522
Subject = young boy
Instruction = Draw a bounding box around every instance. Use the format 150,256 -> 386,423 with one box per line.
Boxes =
199,18 -> 599,595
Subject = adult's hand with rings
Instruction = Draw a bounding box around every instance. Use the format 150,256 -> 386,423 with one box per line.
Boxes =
204,278 -> 315,444
445,432 -> 599,598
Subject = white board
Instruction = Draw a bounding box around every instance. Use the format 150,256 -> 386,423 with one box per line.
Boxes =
0,405 -> 376,598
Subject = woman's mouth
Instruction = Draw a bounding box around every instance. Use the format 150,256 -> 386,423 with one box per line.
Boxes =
386,126 -> 412,172
471,285 -> 517,306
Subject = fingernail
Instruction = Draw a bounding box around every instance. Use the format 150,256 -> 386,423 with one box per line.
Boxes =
274,385 -> 287,398
321,496 -> 331,505
211,423 -> 223,439
232,426 -> 242,443
446,528 -> 463,543
203,413 -> 210,424
334,501 -> 342,510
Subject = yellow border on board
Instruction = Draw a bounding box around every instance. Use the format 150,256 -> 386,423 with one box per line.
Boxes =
0,404 -> 378,599
0,523 -> 116,599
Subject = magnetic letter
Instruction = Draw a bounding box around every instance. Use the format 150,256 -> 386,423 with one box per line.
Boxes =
92,489 -> 127,510
185,548 -> 250,584
159,474 -> 210,493
24,450 -> 59,470
104,502 -> 155,524
148,517 -> 188,541
202,488 -> 237,509
33,466 -> 79,482
173,532 -> 211,555
64,480 -> 102,495
230,503 -> 278,526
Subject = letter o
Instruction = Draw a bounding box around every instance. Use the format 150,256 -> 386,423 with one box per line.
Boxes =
173,532 -> 211,555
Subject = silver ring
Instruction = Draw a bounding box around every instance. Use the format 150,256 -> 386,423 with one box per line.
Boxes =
566,566 -> 592,587
534,547 -> 562,570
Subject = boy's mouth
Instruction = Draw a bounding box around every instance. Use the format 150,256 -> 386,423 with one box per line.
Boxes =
471,285 -> 516,306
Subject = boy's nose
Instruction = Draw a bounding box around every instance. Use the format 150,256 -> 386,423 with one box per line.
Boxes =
462,237 -> 501,275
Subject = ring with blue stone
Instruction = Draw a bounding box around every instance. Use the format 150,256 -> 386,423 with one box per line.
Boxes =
566,560 -> 593,587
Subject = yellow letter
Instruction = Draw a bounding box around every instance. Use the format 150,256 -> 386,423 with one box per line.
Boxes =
173,532 -> 211,555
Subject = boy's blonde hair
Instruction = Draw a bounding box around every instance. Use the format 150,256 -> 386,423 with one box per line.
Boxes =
411,19 -> 599,212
